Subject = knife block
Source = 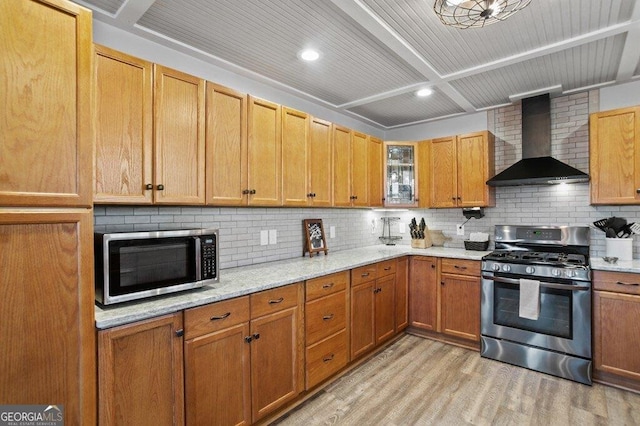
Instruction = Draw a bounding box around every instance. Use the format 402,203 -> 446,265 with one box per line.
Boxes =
411,236 -> 431,249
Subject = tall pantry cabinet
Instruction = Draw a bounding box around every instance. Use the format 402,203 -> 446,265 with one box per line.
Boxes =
0,0 -> 96,424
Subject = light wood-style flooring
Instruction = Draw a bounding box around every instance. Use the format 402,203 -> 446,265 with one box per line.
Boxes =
273,335 -> 640,425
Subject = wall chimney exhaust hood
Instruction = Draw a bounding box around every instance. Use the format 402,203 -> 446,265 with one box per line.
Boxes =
486,94 -> 589,186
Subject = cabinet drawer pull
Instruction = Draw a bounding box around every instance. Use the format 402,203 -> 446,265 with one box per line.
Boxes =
268,297 -> 284,304
322,282 -> 334,289
384,266 -> 391,271
323,354 -> 335,363
616,281 -> 640,287
322,314 -> 334,321
361,272 -> 370,277
454,265 -> 467,270
210,312 -> 231,321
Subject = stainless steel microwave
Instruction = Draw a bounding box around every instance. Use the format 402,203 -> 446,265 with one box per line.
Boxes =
95,228 -> 219,305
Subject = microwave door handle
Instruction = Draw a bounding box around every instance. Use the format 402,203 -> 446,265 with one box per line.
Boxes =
195,237 -> 202,281
481,274 -> 590,291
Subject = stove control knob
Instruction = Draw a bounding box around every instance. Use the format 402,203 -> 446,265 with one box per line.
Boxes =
492,263 -> 501,271
502,264 -> 511,272
525,266 -> 535,274
551,269 -> 561,277
565,270 -> 575,278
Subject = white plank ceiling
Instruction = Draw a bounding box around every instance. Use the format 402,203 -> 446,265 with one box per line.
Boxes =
79,0 -> 640,129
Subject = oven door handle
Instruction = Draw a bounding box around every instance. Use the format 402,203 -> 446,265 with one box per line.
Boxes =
481,274 -> 590,291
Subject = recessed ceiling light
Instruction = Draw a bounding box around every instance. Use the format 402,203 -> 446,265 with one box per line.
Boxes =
299,49 -> 320,61
416,88 -> 433,97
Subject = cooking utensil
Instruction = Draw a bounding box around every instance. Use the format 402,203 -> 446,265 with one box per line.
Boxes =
617,224 -> 633,238
606,228 -> 617,238
593,218 -> 610,232
608,217 -> 627,234
603,256 -> 618,264
628,222 -> 640,235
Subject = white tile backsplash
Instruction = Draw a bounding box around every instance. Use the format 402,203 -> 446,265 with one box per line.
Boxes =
93,90 -> 640,266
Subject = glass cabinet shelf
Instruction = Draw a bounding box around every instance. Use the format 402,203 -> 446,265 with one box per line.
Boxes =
385,143 -> 417,206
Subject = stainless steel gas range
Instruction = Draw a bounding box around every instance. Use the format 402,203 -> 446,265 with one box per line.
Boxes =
480,225 -> 592,385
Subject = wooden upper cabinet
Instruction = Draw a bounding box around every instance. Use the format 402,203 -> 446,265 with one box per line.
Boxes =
369,137 -> 384,207
154,65 -> 206,204
282,107 -> 310,206
94,45 -> 153,204
248,96 -> 282,206
430,136 -> 457,208
457,131 -> 495,207
430,131 -> 495,208
333,125 -> 352,207
0,0 -> 92,207
205,83 -> 248,206
351,132 -> 369,206
308,117 -> 333,207
590,106 -> 640,205
417,140 -> 431,208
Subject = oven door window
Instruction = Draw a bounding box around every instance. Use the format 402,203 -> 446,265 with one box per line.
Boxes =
493,282 -> 573,339
108,237 -> 196,295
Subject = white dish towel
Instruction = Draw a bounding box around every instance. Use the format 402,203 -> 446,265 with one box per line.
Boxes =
519,278 -> 540,320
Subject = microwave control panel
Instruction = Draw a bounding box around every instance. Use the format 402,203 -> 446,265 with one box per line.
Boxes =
201,235 -> 217,279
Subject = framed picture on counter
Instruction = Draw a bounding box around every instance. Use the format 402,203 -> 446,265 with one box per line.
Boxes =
303,219 -> 328,257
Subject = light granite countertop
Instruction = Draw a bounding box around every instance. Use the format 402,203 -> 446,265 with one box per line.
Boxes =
590,257 -> 640,273
95,245 -> 490,329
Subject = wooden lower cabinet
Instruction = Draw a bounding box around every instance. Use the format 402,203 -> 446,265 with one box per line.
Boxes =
593,270 -> 640,391
184,296 -> 251,426
0,210 -> 95,425
409,257 -> 480,346
409,256 -> 438,331
98,313 -> 184,426
350,261 -> 397,359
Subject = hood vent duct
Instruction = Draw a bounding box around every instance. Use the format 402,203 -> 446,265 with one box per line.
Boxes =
486,94 -> 589,186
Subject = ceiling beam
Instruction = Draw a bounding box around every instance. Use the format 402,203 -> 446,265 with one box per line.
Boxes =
328,0 -> 477,113
616,2 -> 640,81
116,0 -> 157,26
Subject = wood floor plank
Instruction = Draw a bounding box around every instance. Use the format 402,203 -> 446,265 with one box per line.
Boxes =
273,335 -> 640,425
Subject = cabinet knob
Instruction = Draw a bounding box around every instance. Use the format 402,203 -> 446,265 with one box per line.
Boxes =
636,189 -> 640,194
253,333 -> 260,340
242,189 -> 250,195
452,197 -> 456,201
175,329 -> 184,337
457,197 -> 461,201
244,336 -> 253,343
250,189 -> 256,194
441,281 -> 445,286
431,264 -> 435,269
157,184 -> 164,191
307,193 -> 314,197
145,183 -> 153,190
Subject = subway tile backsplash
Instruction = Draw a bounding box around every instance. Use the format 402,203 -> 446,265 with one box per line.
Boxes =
94,90 -> 640,267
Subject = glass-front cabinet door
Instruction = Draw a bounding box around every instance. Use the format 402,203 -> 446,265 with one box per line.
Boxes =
384,142 -> 418,207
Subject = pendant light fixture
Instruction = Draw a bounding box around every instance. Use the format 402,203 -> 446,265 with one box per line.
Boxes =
433,0 -> 532,29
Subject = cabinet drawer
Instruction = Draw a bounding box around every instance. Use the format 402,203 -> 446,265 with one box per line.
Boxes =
250,283 -> 300,318
184,296 -> 249,340
351,264 -> 377,286
306,330 -> 348,390
306,271 -> 349,301
593,270 -> 640,296
377,260 -> 396,277
441,258 -> 480,276
305,291 -> 347,345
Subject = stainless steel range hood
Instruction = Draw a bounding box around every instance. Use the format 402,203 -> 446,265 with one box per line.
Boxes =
486,94 -> 589,186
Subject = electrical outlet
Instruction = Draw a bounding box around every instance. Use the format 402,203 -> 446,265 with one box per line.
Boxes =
260,230 -> 269,246
330,226 -> 336,239
268,229 -> 277,245
456,224 -> 465,236
370,219 -> 376,234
